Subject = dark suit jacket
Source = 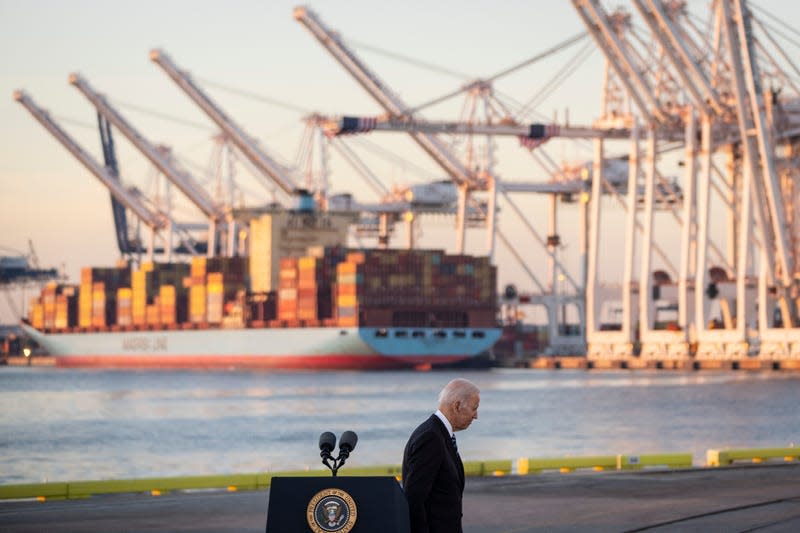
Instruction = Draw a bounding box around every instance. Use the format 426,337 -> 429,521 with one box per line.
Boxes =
402,414 -> 465,533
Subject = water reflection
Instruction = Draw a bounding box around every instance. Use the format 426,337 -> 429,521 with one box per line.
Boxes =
0,368 -> 798,483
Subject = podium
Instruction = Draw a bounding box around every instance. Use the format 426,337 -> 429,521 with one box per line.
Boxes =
265,476 -> 410,533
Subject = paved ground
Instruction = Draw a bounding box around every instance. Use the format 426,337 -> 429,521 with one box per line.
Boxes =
2,464 -> 799,532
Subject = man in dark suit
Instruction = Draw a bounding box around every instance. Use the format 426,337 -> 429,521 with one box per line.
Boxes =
401,378 -> 480,533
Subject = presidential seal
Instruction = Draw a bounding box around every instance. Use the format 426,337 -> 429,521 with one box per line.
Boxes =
306,488 -> 357,533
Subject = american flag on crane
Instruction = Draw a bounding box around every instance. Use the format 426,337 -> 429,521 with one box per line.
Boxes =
519,123 -> 560,149
331,116 -> 378,137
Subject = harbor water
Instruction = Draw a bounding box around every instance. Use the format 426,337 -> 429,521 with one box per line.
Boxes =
0,367 -> 798,485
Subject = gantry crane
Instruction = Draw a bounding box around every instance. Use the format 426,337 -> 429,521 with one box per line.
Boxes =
68,73 -> 230,256
293,6 -> 500,265
294,7 -> 521,260
151,49 -> 425,248
294,7 -> 480,191
319,109 -> 697,355
294,5 -> 599,354
297,2 -> 800,359
571,0 -> 799,361
572,0 -> 697,360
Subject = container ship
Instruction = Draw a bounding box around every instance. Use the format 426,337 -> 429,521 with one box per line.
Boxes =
21,242 -> 500,370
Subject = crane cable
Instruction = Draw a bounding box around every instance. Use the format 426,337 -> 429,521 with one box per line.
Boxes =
196,77 -> 313,115
750,2 -> 800,44
485,31 -> 589,84
517,40 -> 597,119
406,32 -> 589,116
115,100 -> 213,131
349,39 -> 473,80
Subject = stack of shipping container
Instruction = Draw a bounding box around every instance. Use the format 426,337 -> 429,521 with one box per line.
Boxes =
335,252 -> 364,327
277,257 -> 298,323
131,262 -> 190,328
131,265 -> 155,327
185,257 -> 248,326
116,287 -> 132,327
27,247 -> 498,333
332,249 -> 497,328
205,257 -> 247,326
155,262 -> 190,327
78,266 -> 130,329
54,287 -> 78,330
245,291 -> 276,326
296,246 -> 348,325
30,282 -> 78,331
187,257 -> 207,325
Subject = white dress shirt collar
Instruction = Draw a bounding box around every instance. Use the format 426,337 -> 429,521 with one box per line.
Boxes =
434,409 -> 454,437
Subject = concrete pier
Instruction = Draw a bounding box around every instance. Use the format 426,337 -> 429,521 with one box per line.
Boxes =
1,464 -> 799,532
525,356 -> 800,372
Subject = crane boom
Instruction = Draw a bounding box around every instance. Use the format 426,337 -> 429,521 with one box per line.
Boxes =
14,90 -> 166,230
149,49 -> 298,198
572,0 -> 665,123
327,115 -> 631,140
68,73 -> 221,220
632,0 -> 724,116
293,6 -> 479,189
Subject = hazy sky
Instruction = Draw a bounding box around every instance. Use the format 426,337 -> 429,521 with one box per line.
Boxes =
1,0 -> 798,323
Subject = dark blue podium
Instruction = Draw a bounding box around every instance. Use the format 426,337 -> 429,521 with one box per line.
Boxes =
265,476 -> 410,533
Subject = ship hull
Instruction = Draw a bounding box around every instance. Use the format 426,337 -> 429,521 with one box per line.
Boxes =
20,323 -> 501,370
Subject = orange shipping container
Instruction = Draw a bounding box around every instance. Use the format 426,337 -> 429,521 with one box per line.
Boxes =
117,289 -> 132,327
337,262 -> 359,275
191,256 -> 207,278
146,304 -> 160,325
161,305 -> 176,325
336,294 -> 357,308
189,284 -> 207,323
160,285 -> 176,305
279,257 -> 298,270
297,256 -> 317,270
337,316 -> 358,327
345,251 -> 366,264
30,303 -> 45,329
54,294 -> 78,330
78,282 -> 93,328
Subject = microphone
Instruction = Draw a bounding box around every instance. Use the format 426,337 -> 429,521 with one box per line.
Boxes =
319,431 -> 336,462
339,431 -> 358,454
317,430 -> 357,476
338,430 -> 358,459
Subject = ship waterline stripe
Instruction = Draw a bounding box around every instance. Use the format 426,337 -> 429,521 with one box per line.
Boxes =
54,354 -> 469,370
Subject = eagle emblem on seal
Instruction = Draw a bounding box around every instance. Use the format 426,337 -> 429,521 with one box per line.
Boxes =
306,488 -> 357,533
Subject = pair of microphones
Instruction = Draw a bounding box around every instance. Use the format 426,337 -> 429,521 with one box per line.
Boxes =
318,430 -> 358,477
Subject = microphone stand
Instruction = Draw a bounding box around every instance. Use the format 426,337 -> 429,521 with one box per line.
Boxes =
321,448 -> 351,477
320,449 -> 337,474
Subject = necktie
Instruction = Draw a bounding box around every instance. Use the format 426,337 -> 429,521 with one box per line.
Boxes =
451,434 -> 458,452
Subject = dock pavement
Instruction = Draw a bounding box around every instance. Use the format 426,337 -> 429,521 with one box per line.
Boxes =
1,463 -> 799,532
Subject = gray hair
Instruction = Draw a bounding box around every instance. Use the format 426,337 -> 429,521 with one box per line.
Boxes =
438,378 -> 479,407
